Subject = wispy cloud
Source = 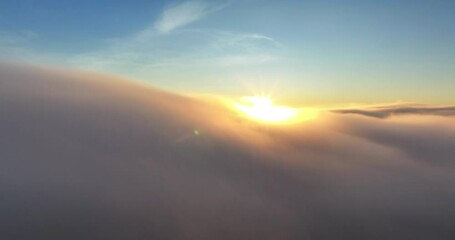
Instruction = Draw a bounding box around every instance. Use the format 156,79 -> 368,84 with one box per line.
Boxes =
217,53 -> 278,66
70,29 -> 283,81
0,30 -> 37,46
154,1 -> 226,34
0,30 -> 54,63
3,1 -> 284,87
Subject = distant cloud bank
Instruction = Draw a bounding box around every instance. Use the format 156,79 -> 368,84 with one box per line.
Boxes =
1,63 -> 455,239
333,104 -> 455,118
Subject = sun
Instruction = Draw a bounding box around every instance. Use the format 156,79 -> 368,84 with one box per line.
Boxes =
233,96 -> 298,123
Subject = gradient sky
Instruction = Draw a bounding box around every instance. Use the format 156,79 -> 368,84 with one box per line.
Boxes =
1,0 -> 454,105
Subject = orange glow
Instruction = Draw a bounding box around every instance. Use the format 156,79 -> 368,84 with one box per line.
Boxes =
233,96 -> 318,124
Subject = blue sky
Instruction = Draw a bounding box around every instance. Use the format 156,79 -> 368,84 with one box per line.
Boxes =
1,0 -> 454,105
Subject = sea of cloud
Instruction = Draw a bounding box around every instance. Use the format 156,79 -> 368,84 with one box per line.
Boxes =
1,63 -> 455,239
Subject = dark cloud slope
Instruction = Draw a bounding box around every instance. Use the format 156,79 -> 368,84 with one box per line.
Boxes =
1,63 -> 455,240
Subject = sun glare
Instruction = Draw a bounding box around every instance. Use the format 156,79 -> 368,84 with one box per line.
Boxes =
233,96 -> 299,123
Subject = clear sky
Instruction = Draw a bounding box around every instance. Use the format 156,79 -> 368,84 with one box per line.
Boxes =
1,0 -> 454,105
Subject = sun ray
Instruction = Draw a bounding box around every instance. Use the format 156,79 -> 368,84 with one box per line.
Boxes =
232,96 -> 301,123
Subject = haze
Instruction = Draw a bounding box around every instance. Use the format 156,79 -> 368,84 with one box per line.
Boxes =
1,1 -> 455,239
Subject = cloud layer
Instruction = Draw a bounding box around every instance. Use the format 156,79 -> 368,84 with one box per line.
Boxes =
1,63 -> 455,239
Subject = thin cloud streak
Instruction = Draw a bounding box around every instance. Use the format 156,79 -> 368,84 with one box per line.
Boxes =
154,1 -> 227,34
69,28 -> 283,83
67,1 -> 281,81
333,104 -> 455,119
0,1 -> 282,89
